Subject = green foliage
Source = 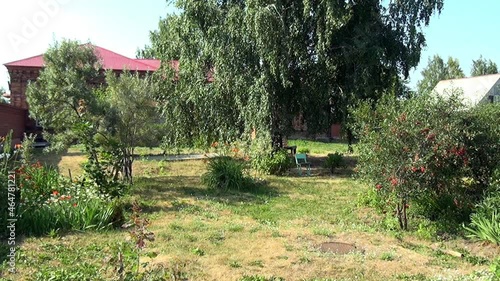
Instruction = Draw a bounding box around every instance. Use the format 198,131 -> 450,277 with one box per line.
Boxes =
471,55 -> 498,77
465,169 -> 500,245
101,70 -> 164,182
323,152 -> 345,174
490,258 -> 500,279
27,40 -> 162,188
353,93 -> 472,229
417,55 -> 465,94
462,103 -> 500,187
202,156 -> 253,191
15,163 -> 123,236
251,149 -> 293,176
464,211 -> 500,245
26,40 -> 101,131
297,147 -> 310,154
147,0 -> 443,147
288,140 -> 349,155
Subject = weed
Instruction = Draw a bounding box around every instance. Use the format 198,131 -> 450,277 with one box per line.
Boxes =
380,251 -> 396,261
229,260 -> 242,268
299,256 -> 312,264
191,247 -> 205,256
312,228 -> 334,237
226,223 -> 245,232
249,260 -> 264,267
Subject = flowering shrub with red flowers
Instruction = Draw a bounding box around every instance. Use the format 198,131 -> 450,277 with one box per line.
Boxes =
352,93 -> 498,231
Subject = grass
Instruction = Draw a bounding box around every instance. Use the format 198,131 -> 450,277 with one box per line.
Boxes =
1,141 -> 498,280
288,139 -> 353,155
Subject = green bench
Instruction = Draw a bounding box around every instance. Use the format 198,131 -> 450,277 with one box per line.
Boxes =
295,153 -> 311,176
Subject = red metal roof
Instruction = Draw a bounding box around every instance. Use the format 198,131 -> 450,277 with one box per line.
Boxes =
4,45 -> 161,72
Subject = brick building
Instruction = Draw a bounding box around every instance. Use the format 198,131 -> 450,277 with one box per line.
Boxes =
1,45 -> 161,141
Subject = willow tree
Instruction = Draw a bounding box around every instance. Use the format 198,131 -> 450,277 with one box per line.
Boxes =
142,0 -> 444,150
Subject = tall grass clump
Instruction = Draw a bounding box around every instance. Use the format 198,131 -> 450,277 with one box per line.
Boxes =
202,156 -> 253,192
465,168 -> 500,245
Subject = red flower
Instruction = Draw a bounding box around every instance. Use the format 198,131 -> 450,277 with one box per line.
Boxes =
389,177 -> 399,186
411,167 -> 418,172
73,203 -> 78,207
420,166 -> 426,173
52,190 -> 59,196
376,184 -> 382,190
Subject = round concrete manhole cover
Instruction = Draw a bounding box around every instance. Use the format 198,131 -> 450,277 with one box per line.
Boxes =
318,242 -> 364,255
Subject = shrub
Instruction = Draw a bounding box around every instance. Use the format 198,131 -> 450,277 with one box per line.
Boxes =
462,103 -> 500,188
323,152 -> 345,174
352,93 -> 472,230
202,156 -> 252,191
251,150 -> 293,175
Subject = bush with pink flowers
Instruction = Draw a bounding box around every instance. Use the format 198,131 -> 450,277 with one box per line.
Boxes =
353,94 -> 499,231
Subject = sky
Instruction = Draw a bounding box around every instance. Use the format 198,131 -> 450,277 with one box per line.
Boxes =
1,0 -> 500,92
0,0 -> 175,92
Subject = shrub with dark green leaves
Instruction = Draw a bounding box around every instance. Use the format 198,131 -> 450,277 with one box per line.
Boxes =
202,156 -> 252,191
324,152 -> 345,174
251,149 -> 293,175
352,93 -> 473,230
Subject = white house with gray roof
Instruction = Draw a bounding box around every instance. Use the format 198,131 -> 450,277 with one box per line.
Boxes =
432,74 -> 500,107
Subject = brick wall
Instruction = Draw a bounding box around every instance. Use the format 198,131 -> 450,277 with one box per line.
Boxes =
7,66 -> 42,109
0,103 -> 28,143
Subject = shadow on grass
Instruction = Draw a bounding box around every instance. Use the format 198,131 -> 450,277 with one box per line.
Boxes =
291,155 -> 358,178
132,175 -> 284,214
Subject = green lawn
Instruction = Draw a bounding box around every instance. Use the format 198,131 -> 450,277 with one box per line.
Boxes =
1,142 -> 497,280
288,139 -> 353,155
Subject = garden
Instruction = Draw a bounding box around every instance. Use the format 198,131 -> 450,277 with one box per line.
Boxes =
0,93 -> 499,280
1,5 -> 500,278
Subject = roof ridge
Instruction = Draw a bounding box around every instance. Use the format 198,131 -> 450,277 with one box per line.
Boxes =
439,73 -> 500,83
92,45 -> 155,70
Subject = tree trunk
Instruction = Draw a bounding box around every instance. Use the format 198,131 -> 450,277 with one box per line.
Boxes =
396,199 -> 408,230
346,128 -> 354,154
122,154 -> 133,184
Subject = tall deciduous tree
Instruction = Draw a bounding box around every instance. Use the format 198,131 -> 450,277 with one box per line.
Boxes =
417,55 -> 464,94
471,55 -> 498,77
144,0 -> 443,150
101,70 -> 162,182
26,40 -> 101,132
27,40 -> 160,186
